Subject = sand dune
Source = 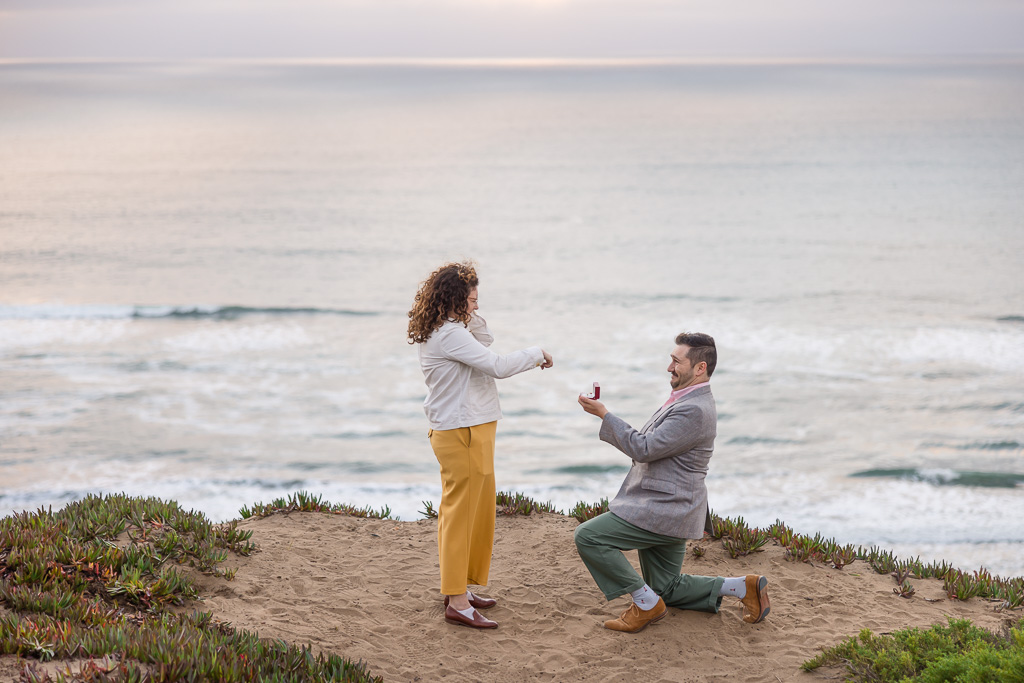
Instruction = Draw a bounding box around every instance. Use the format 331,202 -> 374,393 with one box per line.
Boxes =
191,512 -> 1015,682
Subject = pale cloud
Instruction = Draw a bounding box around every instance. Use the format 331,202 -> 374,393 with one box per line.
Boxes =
1,0 -> 1022,60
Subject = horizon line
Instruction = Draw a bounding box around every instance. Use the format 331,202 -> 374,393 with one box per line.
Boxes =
2,54 -> 1024,68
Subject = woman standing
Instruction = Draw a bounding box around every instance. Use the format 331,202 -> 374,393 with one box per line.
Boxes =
408,262 -> 552,629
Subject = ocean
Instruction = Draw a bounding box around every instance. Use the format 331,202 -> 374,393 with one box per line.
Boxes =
1,59 -> 1022,576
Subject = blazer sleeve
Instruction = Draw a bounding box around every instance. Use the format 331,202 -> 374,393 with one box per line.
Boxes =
599,403 -> 706,463
438,325 -> 543,379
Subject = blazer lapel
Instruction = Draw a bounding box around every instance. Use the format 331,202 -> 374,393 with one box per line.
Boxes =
641,386 -> 710,433
640,401 -> 675,433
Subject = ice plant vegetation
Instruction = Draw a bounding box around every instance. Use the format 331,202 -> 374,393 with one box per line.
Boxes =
568,498 -> 610,523
0,493 -> 382,682
705,512 -> 1024,609
892,566 -> 917,599
419,501 -> 438,519
421,492 -> 564,519
494,491 -> 558,516
802,617 -> 1024,682
239,491 -> 392,521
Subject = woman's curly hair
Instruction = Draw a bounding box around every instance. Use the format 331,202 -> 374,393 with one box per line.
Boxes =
407,262 -> 479,343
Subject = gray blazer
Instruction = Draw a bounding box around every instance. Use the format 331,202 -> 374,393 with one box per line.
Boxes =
601,385 -> 716,539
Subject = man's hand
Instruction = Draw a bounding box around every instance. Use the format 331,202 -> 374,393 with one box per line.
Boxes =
578,394 -> 608,419
540,350 -> 554,369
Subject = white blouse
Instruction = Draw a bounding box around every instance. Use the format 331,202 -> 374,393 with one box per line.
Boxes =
418,314 -> 544,431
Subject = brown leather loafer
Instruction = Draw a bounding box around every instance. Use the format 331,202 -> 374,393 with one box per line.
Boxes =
741,575 -> 770,624
603,597 -> 667,633
444,593 -> 497,609
444,605 -> 498,629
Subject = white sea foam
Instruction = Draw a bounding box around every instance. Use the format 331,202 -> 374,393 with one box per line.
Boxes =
0,319 -> 130,350
891,327 -> 1024,372
707,471 -> 1024,548
0,476 -> 442,525
722,323 -> 1024,377
0,304 -> 335,320
162,324 -> 312,353
0,304 -> 139,320
913,468 -> 960,485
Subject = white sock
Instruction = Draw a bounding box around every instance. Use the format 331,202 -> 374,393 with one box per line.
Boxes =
720,577 -> 746,598
456,606 -> 476,618
630,584 -> 661,611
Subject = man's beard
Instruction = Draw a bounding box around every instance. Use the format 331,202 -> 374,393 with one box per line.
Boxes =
670,371 -> 691,390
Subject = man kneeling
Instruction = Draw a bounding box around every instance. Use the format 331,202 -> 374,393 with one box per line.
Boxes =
575,332 -> 770,632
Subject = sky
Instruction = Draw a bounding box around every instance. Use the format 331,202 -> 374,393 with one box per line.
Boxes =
1,0 -> 1023,60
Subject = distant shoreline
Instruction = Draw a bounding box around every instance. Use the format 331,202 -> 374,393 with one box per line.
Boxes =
4,55 -> 1024,67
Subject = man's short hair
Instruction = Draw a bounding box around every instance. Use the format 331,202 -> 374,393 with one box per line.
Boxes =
675,332 -> 717,377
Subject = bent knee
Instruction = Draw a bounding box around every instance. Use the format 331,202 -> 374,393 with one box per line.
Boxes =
577,524 -> 593,548
573,519 -> 600,547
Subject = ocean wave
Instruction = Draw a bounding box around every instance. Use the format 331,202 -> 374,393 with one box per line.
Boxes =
850,467 -> 1024,488
502,408 -> 549,417
0,480 -> 445,523
727,436 -> 802,446
319,430 -> 407,440
536,464 -> 629,475
162,323 -> 313,353
647,294 -> 740,303
579,292 -> 739,307
722,322 -> 1024,375
0,304 -> 380,320
929,401 -> 1024,413
997,315 -> 1024,324
500,430 -> 566,440
891,327 -> 1024,372
923,440 -> 1022,452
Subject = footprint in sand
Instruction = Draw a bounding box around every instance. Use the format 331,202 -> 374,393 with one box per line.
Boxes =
779,577 -> 802,591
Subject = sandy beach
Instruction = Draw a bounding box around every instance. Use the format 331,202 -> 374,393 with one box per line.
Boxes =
172,511 -> 1017,682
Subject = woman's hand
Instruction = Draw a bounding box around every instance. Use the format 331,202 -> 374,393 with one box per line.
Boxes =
578,395 -> 608,419
540,350 -> 553,369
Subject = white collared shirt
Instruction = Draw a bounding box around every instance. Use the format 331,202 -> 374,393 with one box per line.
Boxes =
418,314 -> 544,430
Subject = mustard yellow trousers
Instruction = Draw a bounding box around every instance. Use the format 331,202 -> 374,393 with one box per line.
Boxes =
428,421 -> 497,596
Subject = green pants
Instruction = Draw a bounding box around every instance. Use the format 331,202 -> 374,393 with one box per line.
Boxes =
574,512 -> 725,613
